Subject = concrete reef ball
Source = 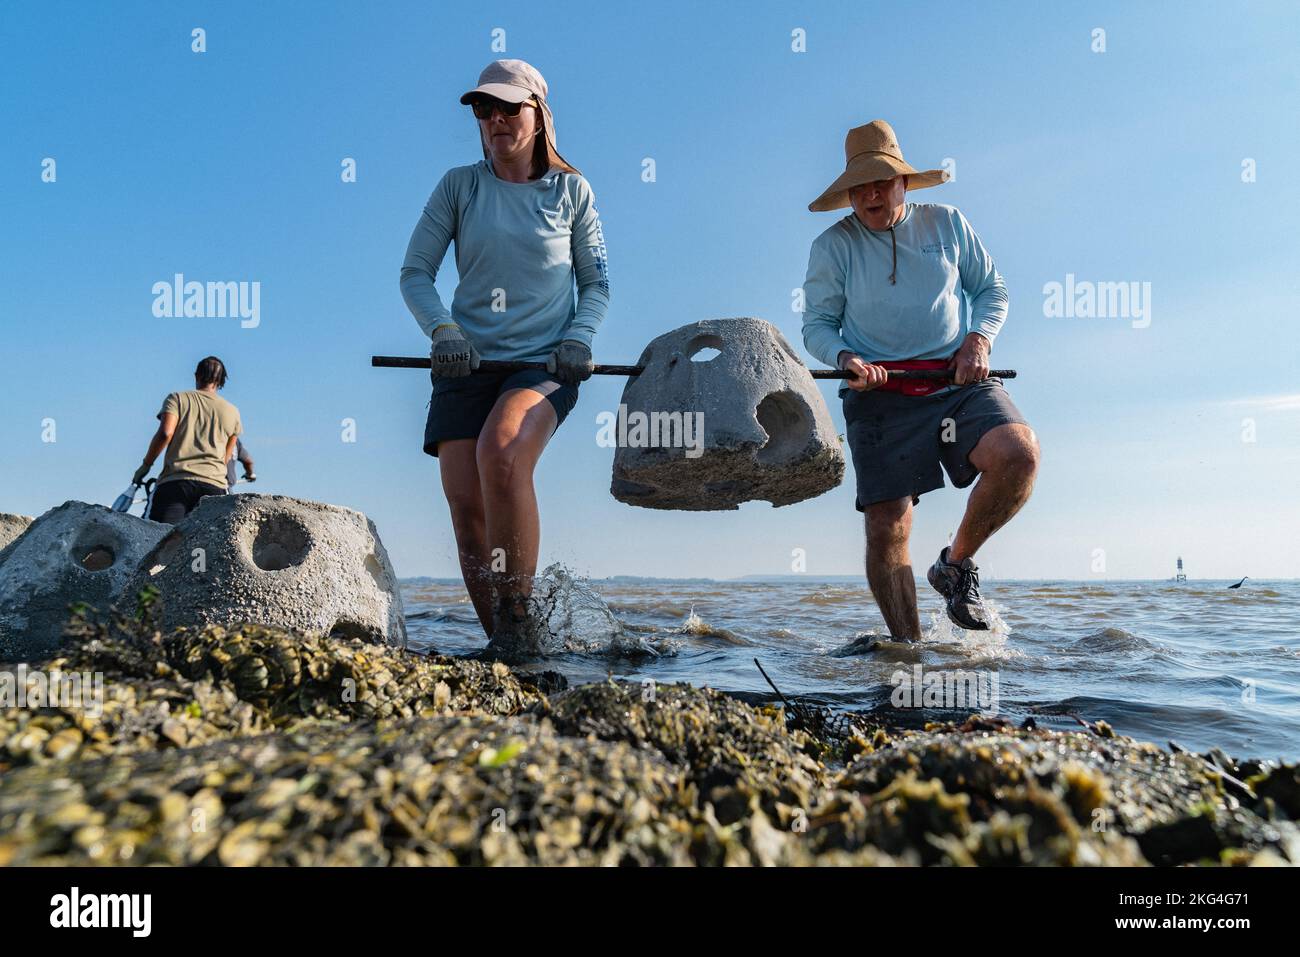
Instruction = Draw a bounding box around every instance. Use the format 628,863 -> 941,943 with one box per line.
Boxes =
0,503 -> 168,661
124,494 -> 407,648
611,318 -> 845,510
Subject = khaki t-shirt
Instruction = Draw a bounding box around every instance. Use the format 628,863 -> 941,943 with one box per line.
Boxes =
156,390 -> 242,489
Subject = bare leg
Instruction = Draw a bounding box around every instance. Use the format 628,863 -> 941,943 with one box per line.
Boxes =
436,438 -> 494,636
865,496 -> 922,641
475,388 -> 558,616
949,423 -> 1040,563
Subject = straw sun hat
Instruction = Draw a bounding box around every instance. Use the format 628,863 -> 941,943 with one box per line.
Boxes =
809,119 -> 948,212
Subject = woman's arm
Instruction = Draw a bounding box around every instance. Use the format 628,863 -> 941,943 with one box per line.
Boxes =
400,172 -> 460,338
563,177 -> 610,348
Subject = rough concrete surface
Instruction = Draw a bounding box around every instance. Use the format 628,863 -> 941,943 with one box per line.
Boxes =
611,317 -> 844,510
0,502 -> 168,661
124,494 -> 407,647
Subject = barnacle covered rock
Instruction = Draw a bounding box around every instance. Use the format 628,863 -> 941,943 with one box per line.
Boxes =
1,619 -> 542,769
545,680 -> 828,825
0,716 -> 670,865
1,610 -> 1296,867
1248,763 -> 1300,819
831,725 -> 1300,865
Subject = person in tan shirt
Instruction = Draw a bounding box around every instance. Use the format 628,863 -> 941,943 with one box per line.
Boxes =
131,356 -> 242,524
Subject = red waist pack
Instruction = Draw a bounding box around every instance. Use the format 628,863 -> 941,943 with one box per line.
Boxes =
872,359 -> 953,396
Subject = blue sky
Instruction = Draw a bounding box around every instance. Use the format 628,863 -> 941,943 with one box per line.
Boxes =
2,0 -> 1297,581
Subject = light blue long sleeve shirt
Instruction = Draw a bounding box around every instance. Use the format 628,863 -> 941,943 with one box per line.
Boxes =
801,203 -> 1007,368
400,159 -> 610,362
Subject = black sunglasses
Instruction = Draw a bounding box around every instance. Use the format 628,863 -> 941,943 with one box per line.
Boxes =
469,96 -> 535,120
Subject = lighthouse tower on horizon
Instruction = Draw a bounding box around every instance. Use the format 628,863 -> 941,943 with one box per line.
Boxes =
1175,557 -> 1187,582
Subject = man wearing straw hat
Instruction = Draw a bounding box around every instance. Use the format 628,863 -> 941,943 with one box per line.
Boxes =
802,120 -> 1039,641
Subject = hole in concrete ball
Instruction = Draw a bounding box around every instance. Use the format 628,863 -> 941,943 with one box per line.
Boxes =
251,515 -> 311,571
148,530 -> 185,577
754,391 -> 812,465
79,546 -> 115,571
330,617 -> 382,642
686,333 -> 725,362
70,524 -> 121,572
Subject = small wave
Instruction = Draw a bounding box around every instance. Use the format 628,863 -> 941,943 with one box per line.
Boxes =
562,631 -> 681,659
405,608 -> 476,623
675,608 -> 751,645
1070,627 -> 1154,652
828,634 -> 923,661
799,588 -> 865,606
1223,589 -> 1283,600
607,600 -> 690,618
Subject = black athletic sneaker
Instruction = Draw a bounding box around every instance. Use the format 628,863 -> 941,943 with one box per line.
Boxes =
927,547 -> 991,631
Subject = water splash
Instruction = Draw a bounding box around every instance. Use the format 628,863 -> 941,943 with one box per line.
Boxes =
922,603 -> 1023,663
675,607 -> 750,644
521,565 -> 680,659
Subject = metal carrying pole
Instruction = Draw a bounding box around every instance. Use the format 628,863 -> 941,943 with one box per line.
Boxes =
371,356 -> 1017,380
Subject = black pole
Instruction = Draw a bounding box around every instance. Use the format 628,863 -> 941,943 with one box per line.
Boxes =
370,356 -> 1016,381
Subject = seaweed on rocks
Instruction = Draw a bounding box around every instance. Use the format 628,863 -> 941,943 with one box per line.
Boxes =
545,680 -> 828,826
1,611 -> 1296,866
830,721 -> 1300,865
0,716 -> 699,866
1,613 -> 541,769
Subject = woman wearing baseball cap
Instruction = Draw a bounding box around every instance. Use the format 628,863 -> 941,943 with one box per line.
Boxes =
400,59 -> 610,659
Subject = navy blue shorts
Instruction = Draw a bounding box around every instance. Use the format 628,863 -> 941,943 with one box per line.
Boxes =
423,369 -> 580,457
842,378 -> 1028,510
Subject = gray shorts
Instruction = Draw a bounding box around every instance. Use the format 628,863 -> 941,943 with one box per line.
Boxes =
842,378 -> 1028,510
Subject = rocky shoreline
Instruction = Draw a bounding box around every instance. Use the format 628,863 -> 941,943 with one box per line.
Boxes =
2,607 -> 1297,866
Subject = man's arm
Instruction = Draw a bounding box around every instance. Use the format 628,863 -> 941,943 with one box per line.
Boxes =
800,234 -> 855,368
132,412 -> 177,484
953,209 -> 1008,345
238,443 -> 255,478
803,233 -> 888,392
950,210 -> 1008,384
223,433 -> 239,466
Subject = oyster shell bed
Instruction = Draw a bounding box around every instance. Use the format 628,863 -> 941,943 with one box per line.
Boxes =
2,615 -> 1298,866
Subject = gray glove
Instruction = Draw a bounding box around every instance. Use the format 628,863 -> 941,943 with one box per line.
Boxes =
131,463 -> 150,486
546,339 -> 593,386
429,324 -> 480,381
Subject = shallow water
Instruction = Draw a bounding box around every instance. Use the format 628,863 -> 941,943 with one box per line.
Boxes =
401,574 -> 1300,761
